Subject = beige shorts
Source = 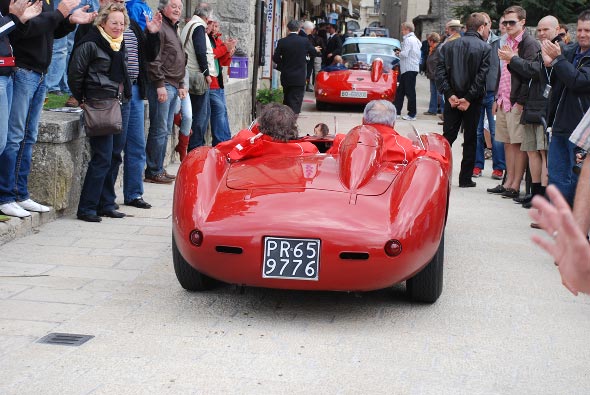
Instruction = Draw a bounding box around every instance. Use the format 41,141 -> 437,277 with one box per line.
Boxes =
521,123 -> 548,151
495,106 -> 525,144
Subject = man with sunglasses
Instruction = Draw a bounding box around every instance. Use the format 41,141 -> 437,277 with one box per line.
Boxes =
540,9 -> 590,206
487,6 -> 538,200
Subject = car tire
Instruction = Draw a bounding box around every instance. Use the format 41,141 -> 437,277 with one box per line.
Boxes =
172,234 -> 219,291
316,100 -> 328,111
406,233 -> 444,303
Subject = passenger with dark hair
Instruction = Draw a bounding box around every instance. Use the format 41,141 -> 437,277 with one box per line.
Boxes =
215,103 -> 319,160
314,123 -> 329,137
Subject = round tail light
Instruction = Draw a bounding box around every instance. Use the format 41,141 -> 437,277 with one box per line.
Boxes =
384,239 -> 402,257
189,230 -> 203,246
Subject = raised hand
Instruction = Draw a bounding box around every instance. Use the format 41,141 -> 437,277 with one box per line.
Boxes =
541,39 -> 561,66
497,45 -> 516,63
20,0 -> 42,23
57,0 -> 80,17
145,11 -> 162,33
69,5 -> 97,24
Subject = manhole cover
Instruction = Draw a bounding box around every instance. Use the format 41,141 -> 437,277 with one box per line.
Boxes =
37,333 -> 94,347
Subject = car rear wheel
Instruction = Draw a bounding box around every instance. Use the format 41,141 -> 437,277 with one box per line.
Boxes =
172,234 -> 219,291
316,100 -> 328,111
406,233 -> 444,303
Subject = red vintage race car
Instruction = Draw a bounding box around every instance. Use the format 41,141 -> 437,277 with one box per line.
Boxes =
172,126 -> 452,303
315,37 -> 401,110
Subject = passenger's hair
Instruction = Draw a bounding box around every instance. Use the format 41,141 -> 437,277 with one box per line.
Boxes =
194,2 -> 211,18
287,19 -> 300,32
303,21 -> 315,30
503,5 -> 526,20
314,123 -> 329,137
465,12 -> 486,32
363,100 -> 397,127
401,21 -> 415,32
95,2 -> 129,28
578,10 -> 590,22
258,103 -> 299,141
427,32 -> 440,43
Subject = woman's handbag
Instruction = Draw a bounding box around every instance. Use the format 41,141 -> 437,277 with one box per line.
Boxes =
82,97 -> 123,137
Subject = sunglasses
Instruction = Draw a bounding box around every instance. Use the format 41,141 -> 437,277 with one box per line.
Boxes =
501,20 -> 519,26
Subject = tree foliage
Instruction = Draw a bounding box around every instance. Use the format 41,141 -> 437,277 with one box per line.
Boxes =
451,0 -> 586,26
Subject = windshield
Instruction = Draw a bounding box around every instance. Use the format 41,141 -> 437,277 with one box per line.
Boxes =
341,54 -> 399,72
343,43 -> 397,56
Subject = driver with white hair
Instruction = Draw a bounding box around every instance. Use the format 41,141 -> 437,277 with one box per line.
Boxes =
328,100 -> 441,163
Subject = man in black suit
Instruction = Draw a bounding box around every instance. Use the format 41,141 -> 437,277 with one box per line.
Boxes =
323,23 -> 342,67
273,19 -> 318,114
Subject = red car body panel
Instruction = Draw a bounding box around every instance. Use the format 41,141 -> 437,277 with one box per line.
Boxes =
172,128 -> 452,292
315,68 -> 399,106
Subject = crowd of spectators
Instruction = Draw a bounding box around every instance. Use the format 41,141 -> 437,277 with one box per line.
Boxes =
0,0 -> 234,222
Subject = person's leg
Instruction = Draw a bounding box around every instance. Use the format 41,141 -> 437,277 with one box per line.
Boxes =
0,75 -> 13,155
209,88 -> 231,145
442,101 -> 462,146
290,86 -> 305,114
406,71 -> 418,118
459,101 -> 481,185
188,90 -> 210,151
527,150 -> 542,183
394,72 -> 407,115
145,83 -> 174,178
78,135 -> 113,216
548,134 -> 578,206
474,105 -> 486,170
123,84 -> 147,203
427,79 -> 438,114
14,72 -> 46,203
179,93 -> 192,137
487,101 -> 505,171
45,37 -> 68,93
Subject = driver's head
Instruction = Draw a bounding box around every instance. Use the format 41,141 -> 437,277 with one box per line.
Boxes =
332,55 -> 343,64
258,103 -> 299,142
363,100 -> 397,127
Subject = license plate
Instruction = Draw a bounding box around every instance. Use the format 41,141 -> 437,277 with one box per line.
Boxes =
340,90 -> 367,98
263,237 -> 320,281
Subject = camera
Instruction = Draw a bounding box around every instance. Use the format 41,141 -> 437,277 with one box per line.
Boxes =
573,147 -> 587,175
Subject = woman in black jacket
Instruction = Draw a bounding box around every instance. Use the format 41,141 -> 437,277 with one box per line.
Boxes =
68,3 -> 132,222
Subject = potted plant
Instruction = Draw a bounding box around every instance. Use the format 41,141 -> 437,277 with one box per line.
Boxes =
255,88 -> 283,117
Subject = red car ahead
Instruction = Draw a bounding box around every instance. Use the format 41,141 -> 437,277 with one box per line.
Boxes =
315,37 -> 401,110
172,126 -> 452,303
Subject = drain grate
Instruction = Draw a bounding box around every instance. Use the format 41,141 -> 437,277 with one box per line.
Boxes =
37,333 -> 94,347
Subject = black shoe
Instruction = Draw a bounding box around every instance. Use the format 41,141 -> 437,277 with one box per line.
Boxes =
306,85 -> 314,92
125,197 -> 152,209
487,184 -> 506,194
77,213 -> 102,222
513,194 -> 533,204
114,203 -> 120,210
98,210 -> 126,218
459,181 -> 476,188
522,201 -> 533,209
501,189 -> 519,199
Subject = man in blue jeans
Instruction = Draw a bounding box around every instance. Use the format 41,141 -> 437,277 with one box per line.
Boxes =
145,0 -> 186,184
541,9 -> 590,205
473,13 -> 505,180
0,0 -> 95,218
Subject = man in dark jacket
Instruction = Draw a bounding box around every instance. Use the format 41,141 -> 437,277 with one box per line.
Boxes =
273,19 -> 317,114
541,9 -> 590,205
323,23 -> 342,67
436,12 -> 491,188
0,0 -> 95,218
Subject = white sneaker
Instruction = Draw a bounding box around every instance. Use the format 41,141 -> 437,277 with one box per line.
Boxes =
0,202 -> 31,218
401,115 -> 416,121
17,199 -> 50,213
